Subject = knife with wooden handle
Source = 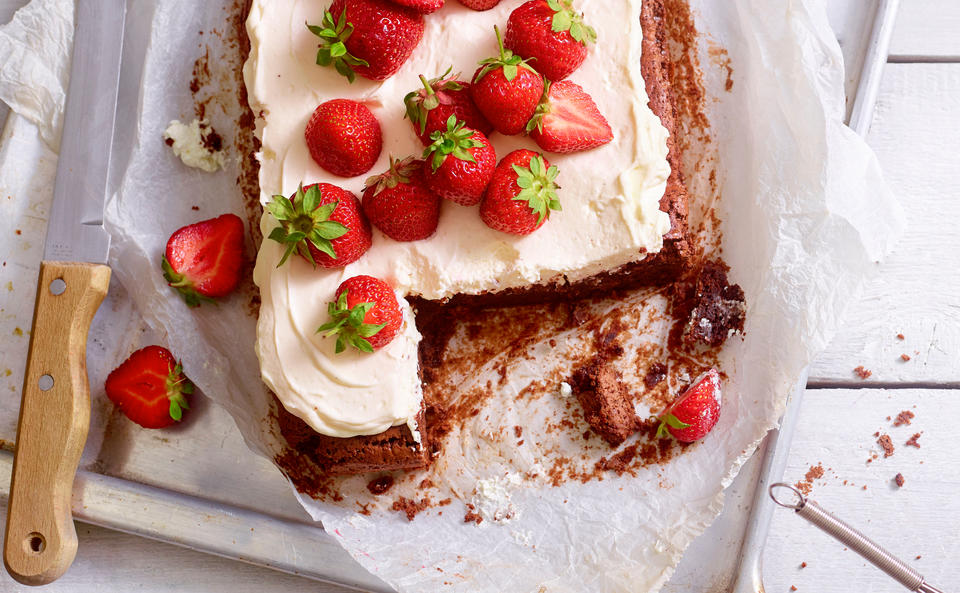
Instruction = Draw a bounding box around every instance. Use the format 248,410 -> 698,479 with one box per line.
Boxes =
3,0 -> 126,585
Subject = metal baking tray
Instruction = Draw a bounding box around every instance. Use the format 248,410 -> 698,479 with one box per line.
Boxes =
0,1 -> 898,591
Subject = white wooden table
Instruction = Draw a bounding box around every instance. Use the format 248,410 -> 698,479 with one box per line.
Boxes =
1,1 -> 958,592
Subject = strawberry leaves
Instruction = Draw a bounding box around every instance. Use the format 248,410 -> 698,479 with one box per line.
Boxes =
164,360 -> 194,422
403,67 -> 464,135
162,256 -> 217,308
512,155 -> 561,224
307,8 -> 370,83
267,184 -> 349,267
317,289 -> 387,354
655,413 -> 691,439
365,155 -> 418,196
423,115 -> 479,171
546,0 -> 597,45
476,26 -> 538,83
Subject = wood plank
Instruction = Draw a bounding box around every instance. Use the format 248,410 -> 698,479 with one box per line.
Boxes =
809,63 -> 960,384
889,0 -> 960,60
764,388 -> 958,593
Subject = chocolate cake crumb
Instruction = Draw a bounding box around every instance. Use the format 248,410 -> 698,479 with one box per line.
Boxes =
391,496 -> 431,521
894,473 -> 905,488
463,504 -> 483,525
897,333 -> 905,340
513,426 -> 523,439
900,353 -> 911,362
367,475 -> 394,496
791,586 -> 798,591
878,434 -> 895,457
164,137 -> 174,146
905,433 -> 922,448
596,443 -> 640,473
682,261 -> 745,347
854,366 -> 872,379
916,555 -> 922,560
191,205 -> 200,211
571,359 -> 642,447
800,562 -> 807,569
644,362 -> 668,388
893,410 -> 914,427
795,463 -> 824,495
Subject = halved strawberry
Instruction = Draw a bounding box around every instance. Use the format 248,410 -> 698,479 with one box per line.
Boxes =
656,369 -> 722,443
527,80 -> 613,153
480,149 -> 561,235
388,0 -> 444,13
105,346 -> 193,429
504,0 -> 596,82
308,0 -> 424,82
318,275 -> 403,353
470,26 -> 544,136
363,156 -> 441,241
456,0 -> 500,8
403,68 -> 492,146
422,115 -> 497,206
305,99 -> 382,178
162,214 -> 245,307
266,183 -> 371,268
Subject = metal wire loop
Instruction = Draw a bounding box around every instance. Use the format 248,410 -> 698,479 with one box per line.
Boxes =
768,482 -> 805,510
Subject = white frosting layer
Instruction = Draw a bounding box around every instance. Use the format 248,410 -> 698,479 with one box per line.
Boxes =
163,119 -> 225,172
245,0 -> 672,438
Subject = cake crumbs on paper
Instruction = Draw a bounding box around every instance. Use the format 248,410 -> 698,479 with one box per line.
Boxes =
800,562 -> 807,569
877,434 -> 895,457
893,410 -> 914,427
791,586 -> 798,591
894,473 -> 905,488
853,366 -> 872,379
905,433 -> 922,448
391,496 -> 432,522
897,333 -> 905,340
900,353 -> 911,362
795,463 -> 824,496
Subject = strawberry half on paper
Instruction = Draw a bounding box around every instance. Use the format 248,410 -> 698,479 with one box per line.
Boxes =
162,213 -> 245,308
105,346 -> 193,429
657,369 -> 723,443
266,183 -> 372,269
318,275 -> 403,353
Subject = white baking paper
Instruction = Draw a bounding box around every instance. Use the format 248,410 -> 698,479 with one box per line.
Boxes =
1,0 -> 905,591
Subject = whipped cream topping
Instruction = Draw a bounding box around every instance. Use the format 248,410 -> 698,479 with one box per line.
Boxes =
163,119 -> 225,172
245,0 -> 672,438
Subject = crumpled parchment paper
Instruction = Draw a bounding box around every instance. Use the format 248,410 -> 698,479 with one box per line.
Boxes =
1,0 -> 905,592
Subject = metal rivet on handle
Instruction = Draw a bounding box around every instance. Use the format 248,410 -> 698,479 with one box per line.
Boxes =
38,374 -> 54,391
49,278 -> 66,295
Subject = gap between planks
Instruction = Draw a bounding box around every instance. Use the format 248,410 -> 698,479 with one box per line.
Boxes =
806,381 -> 960,390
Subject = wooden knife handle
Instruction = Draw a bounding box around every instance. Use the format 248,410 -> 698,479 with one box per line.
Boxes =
4,262 -> 110,586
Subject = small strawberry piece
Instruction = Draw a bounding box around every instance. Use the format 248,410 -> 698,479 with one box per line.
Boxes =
388,0 -> 443,13
266,183 -> 371,268
162,214 -> 245,308
105,346 -> 194,429
527,80 -> 613,153
305,99 -> 382,178
480,149 -> 560,235
404,68 -> 492,146
363,156 -> 441,241
470,26 -> 544,136
504,0 -> 596,82
657,369 -> 722,443
308,0 -> 424,82
422,115 -> 497,206
318,275 -> 403,353
456,0 -> 500,9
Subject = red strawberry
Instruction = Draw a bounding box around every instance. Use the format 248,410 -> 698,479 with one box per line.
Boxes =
470,27 -> 544,136
105,346 -> 193,429
308,0 -> 424,82
480,149 -> 560,235
527,80 -> 613,153
657,369 -> 722,443
456,0 -> 500,8
404,68 -> 492,146
504,0 -> 596,82
305,99 -> 382,178
162,214 -> 245,307
388,0 -> 443,13
422,115 -> 497,206
363,156 -> 441,241
266,183 -> 371,268
318,275 -> 403,352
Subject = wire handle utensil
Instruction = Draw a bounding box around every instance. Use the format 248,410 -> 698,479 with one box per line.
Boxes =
768,483 -> 947,593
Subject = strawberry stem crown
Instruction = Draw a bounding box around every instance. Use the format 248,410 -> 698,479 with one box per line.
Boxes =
316,289 -> 387,354
526,80 -> 553,134
165,360 -> 193,422
655,413 -> 691,439
423,115 -> 479,171
267,183 -> 349,267
162,256 -> 216,308
307,9 -> 370,83
364,156 -> 419,195
403,67 -> 464,134
546,0 -> 597,45
512,155 -> 561,224
476,26 -> 538,83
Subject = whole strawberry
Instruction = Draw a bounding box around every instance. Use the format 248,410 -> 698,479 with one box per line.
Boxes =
363,156 -> 441,241
480,149 -> 560,235
504,0 -> 596,82
404,68 -> 492,146
470,26 -> 544,136
388,0 -> 443,13
527,80 -> 613,153
656,369 -> 722,443
266,183 -> 371,268
456,0 -> 500,8
422,115 -> 497,206
162,214 -> 245,307
318,275 -> 403,353
305,99 -> 382,177
308,0 -> 424,82
105,346 -> 193,429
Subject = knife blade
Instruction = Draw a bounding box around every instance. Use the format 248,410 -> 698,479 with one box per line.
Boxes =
3,0 -> 126,586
